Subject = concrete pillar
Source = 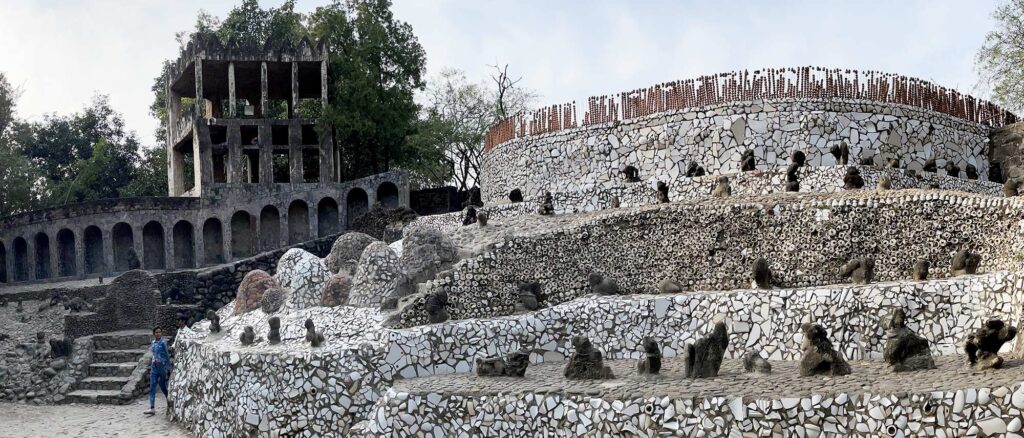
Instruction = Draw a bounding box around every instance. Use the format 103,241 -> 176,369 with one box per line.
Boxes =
228,62 -> 237,118
227,123 -> 242,183
75,229 -> 86,278
194,58 -> 204,118
289,121 -> 303,183
133,224 -> 145,270
260,62 -> 268,118
321,60 -> 328,109
366,184 -> 377,207
25,236 -> 35,281
164,223 -> 174,272
194,122 -> 213,191
308,203 -> 318,241
49,231 -> 59,279
258,123 -> 273,184
102,228 -> 114,275
224,218 -> 234,263
5,239 -> 15,283
291,61 -> 300,118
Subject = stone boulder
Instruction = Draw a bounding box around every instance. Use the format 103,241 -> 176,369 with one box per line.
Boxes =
799,323 -> 852,377
400,225 -> 458,286
564,336 -> 614,380
321,273 -> 353,307
274,249 -> 333,310
883,309 -> 935,372
682,322 -> 729,378
234,270 -> 277,315
348,242 -> 404,308
323,232 -> 378,275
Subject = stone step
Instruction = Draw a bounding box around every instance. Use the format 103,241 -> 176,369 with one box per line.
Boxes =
92,330 -> 153,350
88,362 -> 138,378
92,349 -> 146,363
63,389 -> 128,405
76,376 -> 131,392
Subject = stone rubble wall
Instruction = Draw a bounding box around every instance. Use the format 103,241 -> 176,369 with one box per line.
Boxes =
393,191 -> 1024,328
481,99 -> 994,208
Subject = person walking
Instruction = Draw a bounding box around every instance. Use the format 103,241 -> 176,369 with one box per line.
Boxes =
145,327 -> 171,416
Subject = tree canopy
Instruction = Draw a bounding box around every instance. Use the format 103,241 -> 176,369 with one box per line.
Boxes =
977,0 -> 1024,112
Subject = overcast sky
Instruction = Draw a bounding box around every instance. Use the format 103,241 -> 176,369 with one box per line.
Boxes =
0,0 -> 1003,147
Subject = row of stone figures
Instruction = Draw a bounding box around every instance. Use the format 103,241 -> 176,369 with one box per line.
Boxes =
474,311 -> 1018,381
203,309 -> 325,348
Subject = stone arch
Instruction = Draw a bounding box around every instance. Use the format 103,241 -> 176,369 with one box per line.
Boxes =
173,220 -> 195,269
34,232 -> 51,279
317,197 -> 339,237
288,200 -> 310,244
56,228 -> 76,277
112,222 -> 135,272
142,221 -> 166,270
377,182 -> 399,208
346,188 -> 369,227
231,211 -> 255,259
259,205 -> 281,251
203,218 -> 225,265
0,242 -> 6,283
12,237 -> 28,281
83,226 -> 105,274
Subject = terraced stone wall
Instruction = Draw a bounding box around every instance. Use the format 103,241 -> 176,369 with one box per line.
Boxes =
481,99 -> 994,208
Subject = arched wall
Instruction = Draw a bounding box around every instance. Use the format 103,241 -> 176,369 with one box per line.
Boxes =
377,182 -> 399,208
480,99 -> 994,206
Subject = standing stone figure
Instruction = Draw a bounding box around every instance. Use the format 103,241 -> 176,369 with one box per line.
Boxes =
843,167 -> 864,189
711,176 -> 732,198
564,336 -> 614,380
883,309 -> 935,372
799,323 -> 852,377
742,351 -> 772,374
752,258 -> 772,289
740,150 -> 756,171
462,206 -> 477,226
839,257 -> 874,284
785,163 -> 800,192
682,322 -> 729,378
951,250 -> 981,276
637,337 -> 662,374
476,349 -> 530,377
656,181 -> 670,203
267,317 -> 281,345
791,150 -> 807,167
912,260 -> 930,281
425,291 -> 450,323
589,272 -> 619,295
476,211 -> 489,227
240,326 -> 256,346
304,318 -> 325,348
964,319 -> 1018,370
206,309 -> 221,334
965,164 -> 979,180
830,142 -> 849,165
1005,180 -> 1019,197
537,192 -> 555,215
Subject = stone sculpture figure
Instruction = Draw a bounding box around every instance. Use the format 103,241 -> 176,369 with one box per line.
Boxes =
883,309 -> 936,372
637,337 -> 662,374
49,338 -> 72,358
965,164 -> 979,180
508,189 -> 524,203
964,319 -> 1017,370
476,350 -> 530,377
36,331 -> 46,344
657,277 -> 683,294
791,150 -> 807,167
711,176 -> 732,198
517,282 -> 546,311
1005,180 -> 1019,197
206,309 -> 221,334
839,257 -> 874,284
623,166 -> 641,182
425,291 -> 450,323
740,150 -> 756,171
15,300 -> 23,313
922,158 -> 938,173
685,161 -> 706,177
785,181 -> 800,192
858,156 -> 875,166
682,321 -> 729,378
843,167 -> 864,189
799,323 -> 852,377
912,259 -> 929,281
945,162 -> 961,178
752,258 -> 772,289
609,196 -> 620,208
656,181 -> 670,203
476,211 -> 489,227
786,163 -> 800,183
240,326 -> 256,346
537,192 -> 555,215
589,272 -> 619,295
267,317 -> 281,345
304,318 -> 325,347
951,250 -> 981,276
830,142 -> 849,165
742,351 -> 772,374
564,336 -> 614,380
877,175 -> 892,191
462,206 -> 478,226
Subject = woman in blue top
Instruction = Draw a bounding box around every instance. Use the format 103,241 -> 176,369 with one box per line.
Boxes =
145,327 -> 171,415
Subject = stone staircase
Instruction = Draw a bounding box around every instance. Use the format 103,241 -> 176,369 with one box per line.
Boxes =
64,330 -> 153,404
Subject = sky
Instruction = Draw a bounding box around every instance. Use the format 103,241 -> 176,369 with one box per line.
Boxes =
0,0 -> 1004,147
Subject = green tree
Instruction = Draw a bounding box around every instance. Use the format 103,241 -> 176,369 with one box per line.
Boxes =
48,139 -> 117,205
0,72 -> 44,216
120,146 -> 168,197
977,0 -> 1024,112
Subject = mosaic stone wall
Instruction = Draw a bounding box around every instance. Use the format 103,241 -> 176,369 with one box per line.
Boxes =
480,99 -> 994,207
393,191 -> 1024,328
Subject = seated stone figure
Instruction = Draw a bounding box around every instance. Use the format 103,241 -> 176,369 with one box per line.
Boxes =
476,211 -> 489,227
912,259 -> 929,281
839,257 -> 874,284
964,319 -> 1018,370
267,317 -> 281,345
945,162 -> 961,178
462,206 -> 478,226
537,192 -> 555,215
740,150 -> 756,171
883,309 -> 935,372
637,337 -> 662,374
752,258 -> 772,289
476,349 -> 531,377
966,164 -> 979,180
742,351 -> 771,374
830,142 -> 849,165
508,189 -> 524,203
623,165 -> 641,182
711,176 -> 731,198
589,272 -> 619,295
564,336 -> 614,380
685,161 -> 706,177
517,282 -> 546,311
656,181 -> 670,203
425,291 -> 450,323
951,250 -> 981,276
843,167 -> 864,189
682,322 -> 729,378
206,309 -> 221,334
240,326 -> 256,346
657,277 -> 683,294
304,318 -> 325,348
922,158 -> 938,173
799,323 -> 852,377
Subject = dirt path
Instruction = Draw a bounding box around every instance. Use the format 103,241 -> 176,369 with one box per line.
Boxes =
0,397 -> 192,438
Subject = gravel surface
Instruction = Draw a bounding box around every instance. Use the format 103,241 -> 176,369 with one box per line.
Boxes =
0,397 -> 191,438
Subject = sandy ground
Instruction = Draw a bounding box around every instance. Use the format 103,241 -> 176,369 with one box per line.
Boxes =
0,397 -> 192,438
